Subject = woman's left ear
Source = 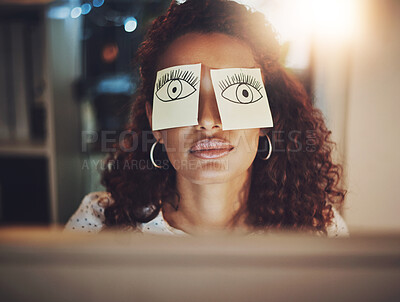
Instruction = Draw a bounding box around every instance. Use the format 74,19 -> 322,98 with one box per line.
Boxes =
145,102 -> 163,143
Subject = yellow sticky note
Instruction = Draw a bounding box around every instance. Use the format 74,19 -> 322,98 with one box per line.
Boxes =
210,68 -> 273,130
152,63 -> 201,131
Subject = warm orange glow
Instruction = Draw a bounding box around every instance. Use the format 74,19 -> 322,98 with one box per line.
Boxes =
237,0 -> 361,67
102,43 -> 119,63
238,0 -> 360,42
309,0 -> 359,40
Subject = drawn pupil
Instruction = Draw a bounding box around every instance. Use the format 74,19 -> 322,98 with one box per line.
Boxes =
235,83 -> 253,103
167,79 -> 182,99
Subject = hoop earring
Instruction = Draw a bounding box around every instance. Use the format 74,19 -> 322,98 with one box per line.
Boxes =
150,141 -> 162,169
258,134 -> 272,161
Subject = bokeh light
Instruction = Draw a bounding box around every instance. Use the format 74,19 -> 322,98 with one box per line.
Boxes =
102,43 -> 119,63
70,7 -> 82,19
93,0 -> 105,8
124,17 -> 138,33
81,3 -> 92,15
47,6 -> 70,19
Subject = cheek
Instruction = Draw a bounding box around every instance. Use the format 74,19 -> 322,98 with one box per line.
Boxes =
247,131 -> 260,159
248,130 -> 261,150
234,129 -> 260,154
161,129 -> 188,161
237,130 -> 260,167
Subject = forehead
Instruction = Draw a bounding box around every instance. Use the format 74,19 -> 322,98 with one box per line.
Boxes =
157,32 -> 257,70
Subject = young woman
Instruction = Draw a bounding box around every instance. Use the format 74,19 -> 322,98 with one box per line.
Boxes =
66,0 -> 348,237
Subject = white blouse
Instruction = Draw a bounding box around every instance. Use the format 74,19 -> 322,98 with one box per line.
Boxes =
64,191 -> 349,237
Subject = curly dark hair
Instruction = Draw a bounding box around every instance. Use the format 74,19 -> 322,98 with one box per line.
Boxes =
101,0 -> 346,233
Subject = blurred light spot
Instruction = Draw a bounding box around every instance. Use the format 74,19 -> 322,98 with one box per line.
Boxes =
102,43 -> 119,63
97,75 -> 136,95
124,17 -> 137,32
93,0 -> 105,8
310,0 -> 358,40
47,6 -> 70,19
71,7 -> 82,19
235,0 -> 359,68
81,3 -> 92,15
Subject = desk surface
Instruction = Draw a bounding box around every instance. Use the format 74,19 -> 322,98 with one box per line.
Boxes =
0,228 -> 399,302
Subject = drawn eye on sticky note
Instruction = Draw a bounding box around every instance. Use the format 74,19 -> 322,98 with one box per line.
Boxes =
210,68 -> 274,130
152,63 -> 201,131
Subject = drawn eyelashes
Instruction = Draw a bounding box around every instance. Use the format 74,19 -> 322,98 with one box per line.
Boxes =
155,69 -> 199,102
218,73 -> 263,104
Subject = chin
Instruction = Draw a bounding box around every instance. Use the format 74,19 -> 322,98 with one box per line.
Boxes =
179,161 -> 240,185
188,173 -> 232,185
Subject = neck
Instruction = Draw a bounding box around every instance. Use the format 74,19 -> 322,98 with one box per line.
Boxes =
162,168 -> 252,234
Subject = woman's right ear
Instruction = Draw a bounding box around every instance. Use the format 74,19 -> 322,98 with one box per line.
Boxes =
145,102 -> 163,143
145,102 -> 153,128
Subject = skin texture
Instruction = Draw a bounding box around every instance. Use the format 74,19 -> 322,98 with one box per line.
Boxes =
146,33 -> 264,233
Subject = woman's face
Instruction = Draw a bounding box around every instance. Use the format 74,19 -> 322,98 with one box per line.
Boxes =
147,33 -> 262,184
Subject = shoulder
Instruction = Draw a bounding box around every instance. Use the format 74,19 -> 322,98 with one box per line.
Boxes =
138,210 -> 188,236
325,207 -> 350,238
64,191 -> 114,233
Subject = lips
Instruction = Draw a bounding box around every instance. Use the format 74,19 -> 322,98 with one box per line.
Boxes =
189,138 -> 234,159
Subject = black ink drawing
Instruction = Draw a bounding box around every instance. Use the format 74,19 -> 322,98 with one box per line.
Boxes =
155,69 -> 199,102
218,72 -> 263,104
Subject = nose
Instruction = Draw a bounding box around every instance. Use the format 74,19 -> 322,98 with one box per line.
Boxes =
195,65 -> 222,132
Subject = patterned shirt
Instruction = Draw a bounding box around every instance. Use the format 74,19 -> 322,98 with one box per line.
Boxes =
65,191 -> 349,237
